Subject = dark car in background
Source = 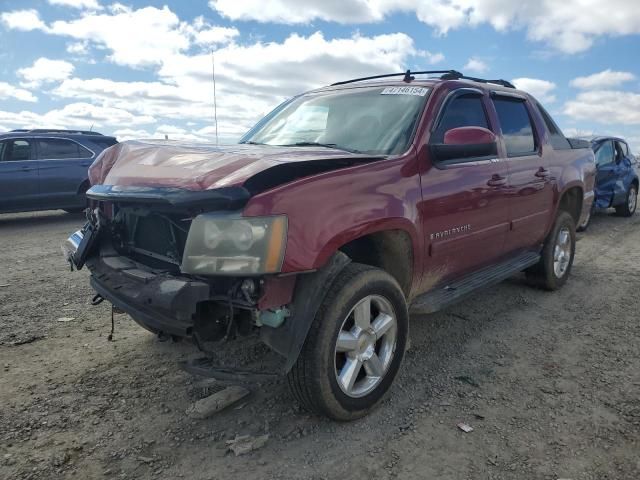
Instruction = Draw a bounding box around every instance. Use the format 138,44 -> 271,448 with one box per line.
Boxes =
578,136 -> 638,230
0,129 -> 117,214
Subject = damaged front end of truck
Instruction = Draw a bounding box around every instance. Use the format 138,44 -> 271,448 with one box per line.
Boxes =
63,140 -> 377,377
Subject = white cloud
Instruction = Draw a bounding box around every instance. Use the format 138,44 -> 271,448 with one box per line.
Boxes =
47,0 -> 102,10
17,58 -> 75,88
48,30 -> 421,139
209,0 -> 383,25
66,41 -> 90,55
570,69 -> 636,89
2,6 -> 241,69
210,0 -> 640,53
0,103 -> 154,131
0,82 -> 37,102
463,57 -> 488,73
0,9 -> 47,31
192,26 -> 240,46
512,77 -> 557,103
47,5 -> 191,67
564,90 -> 640,124
419,50 -> 445,64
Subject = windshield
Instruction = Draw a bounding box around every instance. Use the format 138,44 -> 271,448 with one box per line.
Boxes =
241,86 -> 430,155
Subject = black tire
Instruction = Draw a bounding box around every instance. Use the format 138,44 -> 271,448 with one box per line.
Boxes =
615,184 -> 637,217
287,263 -> 408,421
576,204 -> 594,232
526,211 -> 576,291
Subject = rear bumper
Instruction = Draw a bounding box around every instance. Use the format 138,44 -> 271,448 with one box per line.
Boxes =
87,254 -> 210,337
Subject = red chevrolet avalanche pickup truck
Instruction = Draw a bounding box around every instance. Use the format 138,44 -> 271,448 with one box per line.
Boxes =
65,70 -> 595,420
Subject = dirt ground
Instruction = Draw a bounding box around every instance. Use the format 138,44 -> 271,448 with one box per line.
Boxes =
1,209 -> 639,480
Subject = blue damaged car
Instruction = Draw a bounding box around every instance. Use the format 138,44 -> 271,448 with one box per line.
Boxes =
0,129 -> 117,214
578,136 -> 638,230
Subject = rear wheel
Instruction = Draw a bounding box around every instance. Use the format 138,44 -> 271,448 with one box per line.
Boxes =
615,184 -> 637,217
526,211 -> 576,290
287,263 -> 408,420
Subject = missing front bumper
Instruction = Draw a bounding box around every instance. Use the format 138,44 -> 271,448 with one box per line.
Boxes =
88,253 -> 211,337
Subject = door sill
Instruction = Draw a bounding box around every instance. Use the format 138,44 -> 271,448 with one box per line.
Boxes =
410,251 -> 540,315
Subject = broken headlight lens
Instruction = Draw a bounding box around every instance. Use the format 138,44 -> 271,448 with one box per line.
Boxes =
181,214 -> 287,275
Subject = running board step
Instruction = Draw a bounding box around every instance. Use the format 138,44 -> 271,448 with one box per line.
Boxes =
410,251 -> 540,315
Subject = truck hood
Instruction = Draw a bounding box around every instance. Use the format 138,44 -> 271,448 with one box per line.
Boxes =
89,140 -> 385,193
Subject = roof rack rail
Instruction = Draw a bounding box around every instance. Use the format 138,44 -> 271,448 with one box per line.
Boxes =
440,71 -> 515,88
331,70 -> 461,86
9,128 -> 105,136
330,69 -> 515,89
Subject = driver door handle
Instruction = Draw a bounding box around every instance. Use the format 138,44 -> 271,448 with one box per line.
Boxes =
487,174 -> 506,187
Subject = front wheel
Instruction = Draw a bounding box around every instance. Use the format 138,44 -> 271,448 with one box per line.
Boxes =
287,263 -> 408,420
615,184 -> 637,217
526,211 -> 576,290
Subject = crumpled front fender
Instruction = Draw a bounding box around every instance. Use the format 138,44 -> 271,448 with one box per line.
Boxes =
260,251 -> 351,373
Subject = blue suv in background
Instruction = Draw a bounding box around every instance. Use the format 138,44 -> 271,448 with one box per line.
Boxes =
0,129 -> 117,214
579,136 -> 638,230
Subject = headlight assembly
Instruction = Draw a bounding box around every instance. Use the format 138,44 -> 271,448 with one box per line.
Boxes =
181,214 -> 287,275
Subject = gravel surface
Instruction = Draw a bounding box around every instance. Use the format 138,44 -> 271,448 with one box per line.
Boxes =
1,209 -> 639,480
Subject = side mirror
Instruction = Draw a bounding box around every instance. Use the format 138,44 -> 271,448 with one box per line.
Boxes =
431,126 -> 497,163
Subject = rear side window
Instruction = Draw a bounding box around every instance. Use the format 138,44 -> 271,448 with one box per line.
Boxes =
595,140 -> 614,166
90,137 -> 118,149
536,102 -> 570,150
0,139 -> 32,161
38,138 -> 93,159
493,97 -> 536,156
431,93 -> 489,143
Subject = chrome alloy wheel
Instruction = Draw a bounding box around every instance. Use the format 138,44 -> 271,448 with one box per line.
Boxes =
334,295 -> 398,398
628,187 -> 637,213
553,227 -> 572,278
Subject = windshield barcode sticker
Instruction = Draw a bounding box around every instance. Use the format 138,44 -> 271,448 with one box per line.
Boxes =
380,86 -> 429,96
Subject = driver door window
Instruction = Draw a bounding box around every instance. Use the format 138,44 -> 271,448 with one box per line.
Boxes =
1,139 -> 33,161
432,94 -> 489,143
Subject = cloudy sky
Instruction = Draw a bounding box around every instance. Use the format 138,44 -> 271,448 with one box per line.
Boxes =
1,0 -> 639,149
